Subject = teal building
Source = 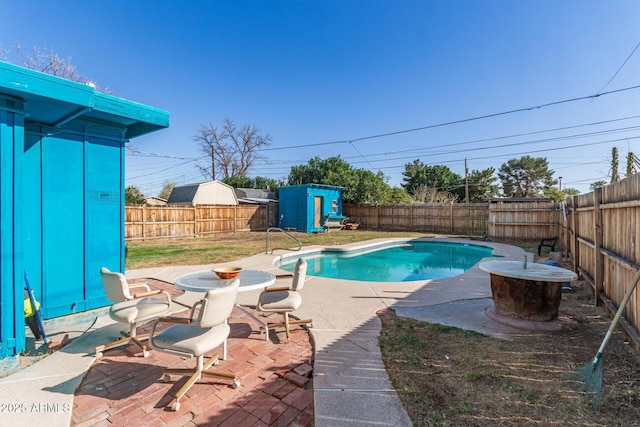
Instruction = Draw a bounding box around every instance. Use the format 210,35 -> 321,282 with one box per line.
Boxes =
0,62 -> 169,358
278,184 -> 345,233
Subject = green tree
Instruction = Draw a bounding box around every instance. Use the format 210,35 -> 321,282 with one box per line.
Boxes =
544,186 -> 580,202
125,185 -> 146,205
384,187 -> 413,204
498,156 -> 555,197
223,176 -> 283,198
467,167 -> 499,202
289,156 -> 351,185
401,160 -> 464,200
288,156 -> 393,205
590,180 -> 608,190
158,180 -> 176,200
347,169 -> 390,206
222,176 -> 254,188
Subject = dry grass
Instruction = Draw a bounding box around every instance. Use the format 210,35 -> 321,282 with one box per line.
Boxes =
378,279 -> 640,426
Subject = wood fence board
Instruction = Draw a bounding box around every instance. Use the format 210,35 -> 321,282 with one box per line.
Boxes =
125,204 -> 267,240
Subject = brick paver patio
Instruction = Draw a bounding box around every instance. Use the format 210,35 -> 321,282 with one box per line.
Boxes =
71,279 -> 314,426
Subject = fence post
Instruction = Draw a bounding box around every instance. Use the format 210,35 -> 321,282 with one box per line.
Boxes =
571,195 -> 580,274
593,187 -> 604,305
450,202 -> 454,232
410,204 -> 414,231
141,205 -> 146,241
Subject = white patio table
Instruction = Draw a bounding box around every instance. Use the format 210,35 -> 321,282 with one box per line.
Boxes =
173,269 -> 276,330
174,269 -> 276,293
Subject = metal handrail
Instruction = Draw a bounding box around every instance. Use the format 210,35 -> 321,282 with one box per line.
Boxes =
266,227 -> 302,254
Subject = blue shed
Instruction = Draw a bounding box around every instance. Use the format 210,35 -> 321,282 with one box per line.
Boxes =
0,62 -> 169,359
278,184 -> 345,233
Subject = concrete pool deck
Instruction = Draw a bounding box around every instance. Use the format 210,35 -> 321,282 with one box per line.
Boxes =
0,237 -> 531,426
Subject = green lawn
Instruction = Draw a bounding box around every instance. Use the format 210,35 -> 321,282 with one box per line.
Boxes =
125,230 -> 440,270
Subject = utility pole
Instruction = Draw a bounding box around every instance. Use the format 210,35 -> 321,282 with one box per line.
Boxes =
558,176 -> 562,191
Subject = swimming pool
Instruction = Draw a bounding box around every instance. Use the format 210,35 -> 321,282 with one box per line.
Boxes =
276,240 -> 497,282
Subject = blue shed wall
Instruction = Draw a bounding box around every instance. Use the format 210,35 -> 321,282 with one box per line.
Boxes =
0,97 -> 26,358
23,122 -> 125,318
278,185 -> 343,233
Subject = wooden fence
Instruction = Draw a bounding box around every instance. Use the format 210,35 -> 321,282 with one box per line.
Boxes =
344,201 -> 561,240
125,204 -> 269,241
343,203 -> 489,235
564,174 -> 640,354
488,201 -> 561,242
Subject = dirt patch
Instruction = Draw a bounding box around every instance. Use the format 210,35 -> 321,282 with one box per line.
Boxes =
378,278 -> 640,426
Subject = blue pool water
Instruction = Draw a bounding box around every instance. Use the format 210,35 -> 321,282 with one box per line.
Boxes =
276,240 -> 497,282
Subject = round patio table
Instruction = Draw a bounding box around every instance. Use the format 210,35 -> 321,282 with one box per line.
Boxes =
174,269 -> 276,293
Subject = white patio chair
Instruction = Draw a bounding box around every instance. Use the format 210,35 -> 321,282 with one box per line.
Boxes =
149,279 -> 241,411
257,258 -> 313,341
95,267 -> 173,358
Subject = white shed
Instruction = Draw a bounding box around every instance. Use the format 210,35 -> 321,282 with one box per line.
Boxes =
167,181 -> 238,206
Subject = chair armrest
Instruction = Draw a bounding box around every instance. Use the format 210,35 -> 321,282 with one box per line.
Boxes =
157,316 -> 192,324
133,289 -> 164,298
128,282 -> 151,292
133,290 -> 173,309
149,315 -> 191,349
264,286 -> 291,292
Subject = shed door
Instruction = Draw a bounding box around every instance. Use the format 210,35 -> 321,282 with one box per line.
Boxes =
314,196 -> 323,228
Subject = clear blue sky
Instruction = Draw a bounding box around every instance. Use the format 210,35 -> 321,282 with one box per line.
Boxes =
3,1 -> 640,196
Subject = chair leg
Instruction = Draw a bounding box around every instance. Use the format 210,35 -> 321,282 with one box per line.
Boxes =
284,312 -> 290,339
262,313 -> 313,342
95,323 -> 150,358
222,338 -> 227,360
163,354 -> 240,411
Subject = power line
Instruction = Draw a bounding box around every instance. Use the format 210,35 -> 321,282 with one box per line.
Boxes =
258,139 -> 349,152
332,126 -> 640,168
126,146 -> 197,160
252,86 -> 640,153
246,119 -> 640,172
348,84 -> 640,144
348,140 -> 377,171
595,40 -> 640,95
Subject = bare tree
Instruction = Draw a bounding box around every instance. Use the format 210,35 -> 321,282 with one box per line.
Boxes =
15,44 -> 110,93
0,43 -> 8,61
194,118 -> 271,180
411,184 -> 458,203
16,44 -> 81,79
